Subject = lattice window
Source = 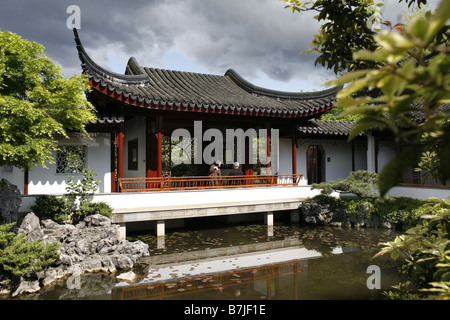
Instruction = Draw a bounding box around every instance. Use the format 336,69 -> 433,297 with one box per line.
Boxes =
56,145 -> 87,174
1,165 -> 13,174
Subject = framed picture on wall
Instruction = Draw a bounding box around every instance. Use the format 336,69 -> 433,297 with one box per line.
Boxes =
128,139 -> 138,170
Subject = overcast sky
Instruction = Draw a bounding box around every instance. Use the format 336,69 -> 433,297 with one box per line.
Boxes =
0,0 -> 442,92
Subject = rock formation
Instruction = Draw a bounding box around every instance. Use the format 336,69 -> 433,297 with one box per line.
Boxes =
7,212 -> 149,297
0,179 -> 22,223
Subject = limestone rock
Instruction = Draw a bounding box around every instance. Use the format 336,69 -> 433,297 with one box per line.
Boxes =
12,280 -> 40,297
0,179 -> 22,223
17,212 -> 45,242
116,271 -> 136,282
84,214 -> 111,227
299,201 -> 335,226
9,213 -> 150,297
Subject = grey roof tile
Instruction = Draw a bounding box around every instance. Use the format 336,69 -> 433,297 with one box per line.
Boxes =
74,29 -> 341,118
297,120 -> 364,136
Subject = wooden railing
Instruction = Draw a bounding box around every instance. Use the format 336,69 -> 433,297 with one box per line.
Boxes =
399,174 -> 449,188
119,174 -> 304,192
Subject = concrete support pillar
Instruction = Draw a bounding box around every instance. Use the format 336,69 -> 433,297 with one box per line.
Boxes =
265,211 -> 274,226
367,132 -> 376,173
156,220 -> 165,249
156,220 -> 165,238
267,226 -> 274,237
118,223 -> 126,240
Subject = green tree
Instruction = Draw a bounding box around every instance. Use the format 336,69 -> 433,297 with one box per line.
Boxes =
0,29 -> 96,170
327,1 -> 450,195
283,0 -> 430,74
283,0 -> 443,124
375,202 -> 450,299
284,1 -> 449,194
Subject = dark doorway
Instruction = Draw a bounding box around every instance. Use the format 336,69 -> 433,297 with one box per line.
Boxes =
307,145 -> 325,184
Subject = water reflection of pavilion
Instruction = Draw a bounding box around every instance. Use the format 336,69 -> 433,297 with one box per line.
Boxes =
111,230 -> 360,300
112,259 -> 304,300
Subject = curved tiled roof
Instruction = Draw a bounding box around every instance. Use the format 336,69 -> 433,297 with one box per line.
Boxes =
297,120 -> 365,136
74,29 -> 341,118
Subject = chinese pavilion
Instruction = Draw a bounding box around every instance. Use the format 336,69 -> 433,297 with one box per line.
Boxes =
74,29 -> 346,192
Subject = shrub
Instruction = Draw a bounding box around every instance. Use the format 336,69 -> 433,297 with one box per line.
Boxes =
31,196 -> 113,225
309,194 -> 342,208
375,197 -> 423,227
31,195 -> 71,224
339,198 -> 374,221
376,206 -> 450,300
307,194 -> 429,228
0,223 -> 59,280
65,168 -> 100,206
75,202 -> 113,223
312,170 -> 379,199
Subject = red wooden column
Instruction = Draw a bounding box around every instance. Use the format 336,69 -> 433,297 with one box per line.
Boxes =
156,115 -> 163,178
266,122 -> 271,175
146,115 -> 163,178
244,132 -> 253,181
24,169 -> 29,195
117,124 -> 124,191
291,125 -> 298,175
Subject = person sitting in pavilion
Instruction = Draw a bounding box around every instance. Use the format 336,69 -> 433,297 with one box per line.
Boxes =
209,160 -> 222,187
228,162 -> 243,186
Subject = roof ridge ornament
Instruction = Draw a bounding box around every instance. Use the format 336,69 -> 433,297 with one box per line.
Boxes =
225,68 -> 342,101
73,28 -> 150,86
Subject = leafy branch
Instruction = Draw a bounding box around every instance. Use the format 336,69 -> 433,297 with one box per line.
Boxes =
327,0 -> 450,195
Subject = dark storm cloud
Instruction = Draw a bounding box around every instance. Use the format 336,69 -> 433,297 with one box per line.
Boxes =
175,0 -> 322,80
0,0 -> 335,89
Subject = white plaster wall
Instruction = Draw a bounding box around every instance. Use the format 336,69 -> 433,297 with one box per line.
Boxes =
278,138 -> 292,175
388,186 -> 450,200
124,117 -> 146,178
377,141 -> 396,172
323,142 -> 353,182
295,139 -> 354,183
354,142 -> 367,171
3,133 -> 112,195
277,138 -> 308,184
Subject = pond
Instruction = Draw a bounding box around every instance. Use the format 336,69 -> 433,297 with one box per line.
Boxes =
10,217 -> 402,301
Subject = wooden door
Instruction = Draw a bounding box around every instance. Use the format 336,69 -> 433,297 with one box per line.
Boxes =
307,145 -> 325,184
